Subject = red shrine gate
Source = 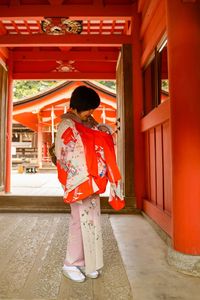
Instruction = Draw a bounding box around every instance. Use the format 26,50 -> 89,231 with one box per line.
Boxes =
0,0 -> 200,275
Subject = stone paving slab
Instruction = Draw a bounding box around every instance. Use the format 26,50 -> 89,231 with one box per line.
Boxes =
0,213 -> 132,300
110,215 -> 200,300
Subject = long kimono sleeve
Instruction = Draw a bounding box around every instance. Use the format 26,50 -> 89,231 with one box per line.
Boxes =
55,119 -> 73,186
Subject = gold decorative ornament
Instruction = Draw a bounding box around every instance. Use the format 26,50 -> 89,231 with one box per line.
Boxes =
41,17 -> 83,35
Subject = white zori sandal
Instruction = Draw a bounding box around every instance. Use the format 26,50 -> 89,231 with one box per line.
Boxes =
79,267 -> 99,279
62,266 -> 85,282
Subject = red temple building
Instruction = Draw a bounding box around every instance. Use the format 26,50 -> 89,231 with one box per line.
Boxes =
0,0 -> 200,279
12,80 -> 117,167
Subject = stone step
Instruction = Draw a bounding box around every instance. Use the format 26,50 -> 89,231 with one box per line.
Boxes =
0,195 -> 138,214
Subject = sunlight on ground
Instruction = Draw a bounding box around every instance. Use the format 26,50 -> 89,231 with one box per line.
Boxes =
11,170 -> 110,197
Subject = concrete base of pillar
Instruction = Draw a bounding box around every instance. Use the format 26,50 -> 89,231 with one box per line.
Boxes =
142,212 -> 200,278
167,247 -> 200,277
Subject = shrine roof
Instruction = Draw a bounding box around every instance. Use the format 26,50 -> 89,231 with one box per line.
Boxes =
12,80 -> 117,131
13,80 -> 116,108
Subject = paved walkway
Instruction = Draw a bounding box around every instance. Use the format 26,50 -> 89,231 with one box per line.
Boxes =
111,215 -> 200,300
10,170 -> 109,197
0,213 -> 199,299
0,214 -> 132,300
5,171 -> 200,299
11,171 -> 63,196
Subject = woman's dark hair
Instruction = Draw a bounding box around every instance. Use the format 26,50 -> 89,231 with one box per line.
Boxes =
70,85 -> 100,112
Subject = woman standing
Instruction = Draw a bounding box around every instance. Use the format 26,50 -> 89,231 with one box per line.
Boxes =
55,85 -> 124,282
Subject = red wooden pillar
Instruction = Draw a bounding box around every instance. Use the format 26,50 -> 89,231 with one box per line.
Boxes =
132,6 -> 145,209
166,1 -> 200,254
37,116 -> 43,168
5,51 -> 13,193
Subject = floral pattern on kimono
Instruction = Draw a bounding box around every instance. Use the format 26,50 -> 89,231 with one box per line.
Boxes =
55,119 -> 96,197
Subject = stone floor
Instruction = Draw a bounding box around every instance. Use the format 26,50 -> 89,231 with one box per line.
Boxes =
0,213 -> 200,299
3,171 -> 200,299
0,213 -> 132,300
111,215 -> 200,300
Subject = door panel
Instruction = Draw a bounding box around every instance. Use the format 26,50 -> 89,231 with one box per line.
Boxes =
116,44 -> 135,208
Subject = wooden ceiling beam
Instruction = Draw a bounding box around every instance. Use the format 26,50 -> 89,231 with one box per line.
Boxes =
13,72 -> 116,80
0,5 -> 133,20
13,50 -> 119,62
0,34 -> 132,47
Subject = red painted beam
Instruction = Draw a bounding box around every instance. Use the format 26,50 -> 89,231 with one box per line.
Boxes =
0,34 -> 132,47
13,72 -> 116,80
13,50 -> 119,62
141,100 -> 170,132
0,5 -> 133,20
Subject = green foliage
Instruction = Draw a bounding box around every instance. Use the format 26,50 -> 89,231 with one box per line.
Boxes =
13,80 -> 116,101
97,81 -> 116,91
161,80 -> 169,92
13,80 -> 59,100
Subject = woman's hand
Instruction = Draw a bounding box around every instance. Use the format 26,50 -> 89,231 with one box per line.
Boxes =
97,124 -> 113,134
